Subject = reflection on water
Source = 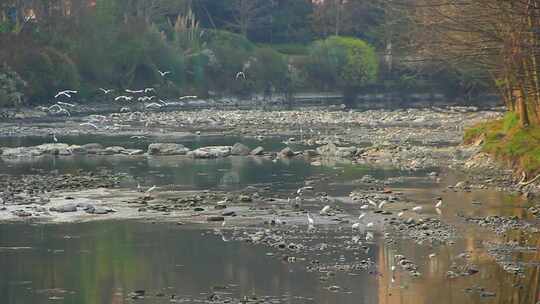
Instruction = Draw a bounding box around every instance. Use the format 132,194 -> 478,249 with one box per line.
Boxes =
0,154 -> 423,193
0,222 -> 378,304
0,218 -> 538,304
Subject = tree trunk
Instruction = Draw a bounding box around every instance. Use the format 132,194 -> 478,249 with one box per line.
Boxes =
515,88 -> 530,127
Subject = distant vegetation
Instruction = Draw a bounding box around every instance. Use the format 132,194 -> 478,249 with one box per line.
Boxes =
0,0 -> 486,106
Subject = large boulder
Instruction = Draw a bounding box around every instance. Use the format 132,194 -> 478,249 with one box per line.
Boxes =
231,143 -> 251,156
148,143 -> 190,155
188,146 -> 231,158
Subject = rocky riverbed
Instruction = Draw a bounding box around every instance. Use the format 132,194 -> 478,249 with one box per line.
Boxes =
0,105 -> 539,304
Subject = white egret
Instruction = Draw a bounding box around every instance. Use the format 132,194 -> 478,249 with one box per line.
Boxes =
235,71 -> 246,79
320,205 -> 331,215
55,90 -> 76,98
57,101 -> 75,108
351,222 -> 360,230
397,211 -> 404,217
145,102 -> 163,109
80,122 -> 98,129
358,212 -> 366,220
378,200 -> 387,209
126,89 -> 144,94
435,199 -> 443,208
115,96 -> 132,101
145,185 -> 157,193
158,70 -> 171,77
307,213 -> 314,227
366,222 -> 374,228
99,88 -> 114,94
428,253 -> 436,259
368,199 -> 377,208
366,231 -> 374,241
412,206 -> 423,212
52,133 -> 58,142
360,204 -> 369,210
179,95 -> 197,100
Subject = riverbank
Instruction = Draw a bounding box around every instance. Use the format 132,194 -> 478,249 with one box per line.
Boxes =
464,112 -> 540,184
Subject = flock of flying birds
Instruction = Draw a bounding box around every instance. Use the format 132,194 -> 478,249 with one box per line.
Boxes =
44,70 -> 201,118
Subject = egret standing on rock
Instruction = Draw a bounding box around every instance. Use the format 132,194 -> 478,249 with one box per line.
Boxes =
307,213 -> 314,228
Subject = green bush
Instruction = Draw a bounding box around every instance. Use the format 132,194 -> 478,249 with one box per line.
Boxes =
307,36 -> 379,106
247,47 -> 288,90
14,47 -> 80,103
202,30 -> 256,95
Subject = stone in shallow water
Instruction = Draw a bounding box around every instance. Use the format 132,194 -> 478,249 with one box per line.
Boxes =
148,143 -> 190,155
50,203 -> 78,213
280,147 -> 294,157
231,143 -> 250,156
250,146 -> 264,156
188,146 -> 231,158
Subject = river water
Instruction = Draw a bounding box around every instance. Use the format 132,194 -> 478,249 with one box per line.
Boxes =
0,135 -> 538,304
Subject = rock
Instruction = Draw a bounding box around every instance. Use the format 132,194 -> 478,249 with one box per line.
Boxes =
316,143 -> 357,158
121,149 -> 144,156
304,149 -> 319,158
148,143 -> 190,155
1,147 -> 33,158
104,146 -> 126,154
50,203 -> 78,213
280,147 -> 295,157
231,143 -> 250,156
69,145 -> 87,154
36,143 -> 71,155
12,210 -> 32,217
317,142 -> 337,156
207,216 -> 225,222
89,207 -> 109,214
188,146 -> 231,158
81,143 -> 104,154
222,210 -> 236,216
239,195 -> 252,202
250,146 -> 265,156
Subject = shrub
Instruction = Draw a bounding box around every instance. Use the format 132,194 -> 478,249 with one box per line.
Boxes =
307,36 -> 379,107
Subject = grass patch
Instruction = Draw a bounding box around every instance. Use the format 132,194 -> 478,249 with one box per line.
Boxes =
464,112 -> 540,174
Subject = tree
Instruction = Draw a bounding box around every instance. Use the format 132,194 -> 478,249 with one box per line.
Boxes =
307,36 -> 378,107
227,0 -> 271,38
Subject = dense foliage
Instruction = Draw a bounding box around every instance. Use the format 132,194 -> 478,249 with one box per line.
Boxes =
0,0 -> 498,106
